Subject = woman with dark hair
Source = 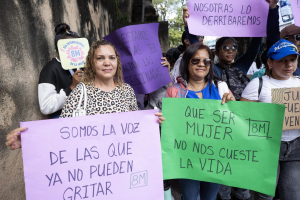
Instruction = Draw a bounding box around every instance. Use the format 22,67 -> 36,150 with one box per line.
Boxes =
38,23 -> 82,118
165,43 -> 235,200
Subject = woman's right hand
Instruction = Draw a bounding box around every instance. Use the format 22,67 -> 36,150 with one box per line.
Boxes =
183,7 -> 190,27
5,127 -> 27,150
70,70 -> 83,90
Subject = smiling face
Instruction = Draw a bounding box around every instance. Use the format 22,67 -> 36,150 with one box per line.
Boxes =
268,54 -> 298,80
188,49 -> 211,81
93,45 -> 118,81
216,38 -> 237,65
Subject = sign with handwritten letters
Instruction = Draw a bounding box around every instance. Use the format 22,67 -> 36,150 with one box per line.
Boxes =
272,87 -> 300,130
290,0 -> 300,27
104,23 -> 172,94
21,110 -> 163,200
187,0 -> 269,37
161,98 -> 285,196
58,38 -> 90,70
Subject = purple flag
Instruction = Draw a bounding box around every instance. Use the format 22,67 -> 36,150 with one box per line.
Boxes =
104,23 -> 171,94
187,0 -> 269,37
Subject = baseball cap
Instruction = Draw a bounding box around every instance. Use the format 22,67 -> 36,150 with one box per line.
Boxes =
280,24 -> 300,39
267,39 -> 300,60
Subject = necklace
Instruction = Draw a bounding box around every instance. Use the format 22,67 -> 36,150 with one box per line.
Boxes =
188,82 -> 206,92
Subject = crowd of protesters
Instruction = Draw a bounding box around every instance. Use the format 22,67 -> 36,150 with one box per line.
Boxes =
5,0 -> 300,199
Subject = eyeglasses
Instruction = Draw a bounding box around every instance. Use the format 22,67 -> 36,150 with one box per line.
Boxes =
284,34 -> 300,42
220,45 -> 238,52
190,58 -> 211,66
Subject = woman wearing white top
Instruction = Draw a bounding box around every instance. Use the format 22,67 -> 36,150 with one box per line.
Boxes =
241,39 -> 300,200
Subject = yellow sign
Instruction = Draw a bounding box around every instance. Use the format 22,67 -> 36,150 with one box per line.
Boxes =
58,38 -> 90,70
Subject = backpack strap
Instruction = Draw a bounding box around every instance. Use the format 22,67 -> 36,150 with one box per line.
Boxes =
258,77 -> 263,97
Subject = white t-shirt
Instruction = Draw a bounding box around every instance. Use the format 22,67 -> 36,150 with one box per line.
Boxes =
247,62 -> 265,76
170,54 -> 183,83
242,75 -> 300,141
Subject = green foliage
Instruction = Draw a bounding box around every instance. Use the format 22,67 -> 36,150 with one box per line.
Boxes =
153,0 -> 187,47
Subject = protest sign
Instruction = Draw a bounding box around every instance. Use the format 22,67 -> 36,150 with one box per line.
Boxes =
104,23 -> 172,94
290,0 -> 300,27
272,87 -> 300,130
21,110 -> 163,200
58,38 -> 89,70
187,0 -> 269,37
161,98 -> 285,196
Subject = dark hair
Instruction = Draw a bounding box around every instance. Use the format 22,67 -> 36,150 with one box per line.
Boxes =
54,23 -> 80,53
166,48 -> 181,66
255,51 -> 263,69
179,43 -> 222,93
215,37 -> 237,52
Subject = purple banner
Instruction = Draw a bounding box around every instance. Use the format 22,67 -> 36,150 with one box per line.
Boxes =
290,0 -> 300,27
104,23 -> 171,94
187,0 -> 269,37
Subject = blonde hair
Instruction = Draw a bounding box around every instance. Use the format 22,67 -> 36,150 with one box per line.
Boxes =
82,40 -> 124,87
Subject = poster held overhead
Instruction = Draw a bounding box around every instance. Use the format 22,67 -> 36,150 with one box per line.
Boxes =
21,110 -> 164,200
104,23 -> 172,94
58,38 -> 90,70
187,0 -> 269,37
290,0 -> 300,26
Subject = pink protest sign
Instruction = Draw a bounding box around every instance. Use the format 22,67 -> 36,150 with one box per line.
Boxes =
290,0 -> 300,27
187,0 -> 269,37
104,23 -> 172,94
21,110 -> 163,200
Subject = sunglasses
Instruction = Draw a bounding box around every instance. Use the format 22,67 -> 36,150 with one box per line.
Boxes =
190,58 -> 211,66
284,34 -> 300,42
220,45 -> 238,52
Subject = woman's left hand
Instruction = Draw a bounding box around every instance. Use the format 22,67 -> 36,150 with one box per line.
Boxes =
155,112 -> 165,124
222,93 -> 235,104
161,57 -> 171,73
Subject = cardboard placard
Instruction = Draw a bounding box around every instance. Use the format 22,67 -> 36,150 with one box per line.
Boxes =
187,0 -> 269,37
58,38 -> 90,70
161,98 -> 285,196
272,87 -> 300,130
21,110 -> 163,200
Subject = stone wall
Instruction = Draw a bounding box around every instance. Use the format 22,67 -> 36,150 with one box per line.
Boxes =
0,1 -> 116,199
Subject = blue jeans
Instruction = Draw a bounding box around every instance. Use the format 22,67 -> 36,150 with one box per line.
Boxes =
254,137 -> 300,200
179,179 -> 220,200
219,185 -> 250,199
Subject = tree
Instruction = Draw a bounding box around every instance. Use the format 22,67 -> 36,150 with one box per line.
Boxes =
153,0 -> 187,47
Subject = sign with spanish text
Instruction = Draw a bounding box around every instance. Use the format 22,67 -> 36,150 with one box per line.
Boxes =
104,23 -> 172,94
187,0 -> 269,37
58,38 -> 90,70
272,87 -> 300,130
290,0 -> 300,27
21,110 -> 163,200
161,98 -> 285,196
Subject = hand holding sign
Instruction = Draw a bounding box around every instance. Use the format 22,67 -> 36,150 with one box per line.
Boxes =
187,0 -> 269,37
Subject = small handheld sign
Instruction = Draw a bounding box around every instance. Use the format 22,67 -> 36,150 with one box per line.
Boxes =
58,38 -> 90,70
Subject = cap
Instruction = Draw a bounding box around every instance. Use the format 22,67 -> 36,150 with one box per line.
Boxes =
280,24 -> 300,39
267,39 -> 300,60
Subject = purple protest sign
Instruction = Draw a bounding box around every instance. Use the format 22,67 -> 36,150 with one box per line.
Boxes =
187,0 -> 269,37
290,0 -> 300,27
21,110 -> 163,200
104,23 -> 171,94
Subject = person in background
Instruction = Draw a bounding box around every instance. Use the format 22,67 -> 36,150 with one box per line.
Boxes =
38,23 -> 83,118
171,31 -> 192,83
241,39 -> 300,200
165,42 -> 235,200
251,51 -> 268,80
166,48 -> 181,71
247,50 -> 265,79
